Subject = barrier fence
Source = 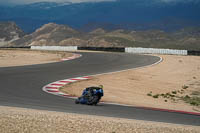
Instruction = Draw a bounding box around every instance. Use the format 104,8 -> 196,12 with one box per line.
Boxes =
77,47 -> 125,52
188,50 -> 200,56
30,46 -> 199,56
125,47 -> 188,55
0,46 -> 31,49
31,46 -> 77,51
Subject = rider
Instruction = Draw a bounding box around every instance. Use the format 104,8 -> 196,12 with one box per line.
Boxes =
87,85 -> 104,105
95,85 -> 104,97
77,85 -> 104,105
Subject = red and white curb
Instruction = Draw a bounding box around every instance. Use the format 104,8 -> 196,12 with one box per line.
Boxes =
43,76 -> 90,99
60,54 -> 82,61
43,53 -> 85,98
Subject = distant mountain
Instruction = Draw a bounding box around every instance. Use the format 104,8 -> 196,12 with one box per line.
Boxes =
17,2 -> 72,9
89,28 -> 106,34
10,23 -> 83,47
0,22 -> 25,47
9,23 -> 200,50
0,0 -> 200,33
10,23 -> 120,47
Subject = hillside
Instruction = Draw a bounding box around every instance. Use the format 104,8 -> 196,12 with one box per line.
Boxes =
10,23 -> 84,47
9,23 -> 200,50
10,23 -> 119,47
0,22 -> 25,47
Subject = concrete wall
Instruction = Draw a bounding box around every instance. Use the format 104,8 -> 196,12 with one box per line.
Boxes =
31,46 -> 78,51
125,47 -> 188,55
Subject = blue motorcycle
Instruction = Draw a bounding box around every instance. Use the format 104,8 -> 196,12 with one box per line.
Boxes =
75,86 -> 104,105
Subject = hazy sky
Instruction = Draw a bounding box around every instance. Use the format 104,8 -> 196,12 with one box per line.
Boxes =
0,0 -> 199,5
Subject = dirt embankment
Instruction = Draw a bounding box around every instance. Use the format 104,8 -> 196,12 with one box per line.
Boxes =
0,49 -> 73,67
61,55 -> 200,112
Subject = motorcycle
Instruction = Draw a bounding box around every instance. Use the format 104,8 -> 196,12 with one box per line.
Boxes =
75,86 -> 104,105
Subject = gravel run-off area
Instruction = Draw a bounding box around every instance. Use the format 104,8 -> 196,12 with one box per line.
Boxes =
0,106 -> 199,133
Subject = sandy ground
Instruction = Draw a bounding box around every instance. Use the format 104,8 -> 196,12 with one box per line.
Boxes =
0,49 -> 73,67
0,106 -> 199,133
61,55 -> 200,113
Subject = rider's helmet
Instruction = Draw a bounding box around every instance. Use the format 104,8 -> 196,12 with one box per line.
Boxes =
98,85 -> 103,89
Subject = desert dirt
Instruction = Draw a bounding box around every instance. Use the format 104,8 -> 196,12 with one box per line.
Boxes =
0,49 -> 73,67
0,106 -> 199,133
61,54 -> 200,113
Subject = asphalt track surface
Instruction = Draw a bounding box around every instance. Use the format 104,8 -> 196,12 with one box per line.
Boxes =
0,52 -> 199,126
